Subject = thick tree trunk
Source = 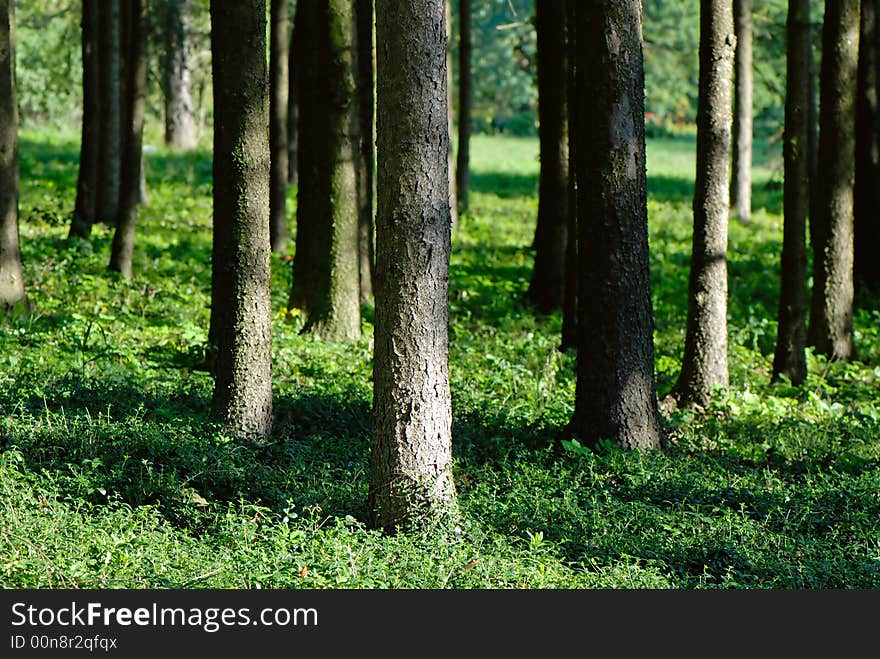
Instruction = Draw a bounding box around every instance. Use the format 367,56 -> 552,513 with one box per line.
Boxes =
96,0 -> 122,224
772,0 -> 810,386
71,0 -> 100,239
567,0 -> 661,451
671,0 -> 735,407
854,0 -> 880,293
0,0 -> 26,312
560,0 -> 577,352
160,0 -> 197,149
288,0 -> 361,342
109,0 -> 147,278
455,0 -> 471,214
526,0 -> 568,314
209,0 -> 273,442
808,0 -> 859,361
730,0 -> 752,223
356,0 -> 375,304
269,0 -> 289,253
371,0 -> 457,532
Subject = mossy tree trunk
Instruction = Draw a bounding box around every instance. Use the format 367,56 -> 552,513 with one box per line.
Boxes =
730,0 -> 752,224
854,0 -> 880,293
0,0 -> 26,312
288,0 -> 361,342
807,0 -> 859,361
370,0 -> 457,532
671,0 -> 735,408
209,0 -> 273,442
526,0 -> 569,314
70,0 -> 100,239
772,0 -> 810,385
269,0 -> 289,253
567,0 -> 661,451
109,0 -> 147,278
356,0 -> 375,305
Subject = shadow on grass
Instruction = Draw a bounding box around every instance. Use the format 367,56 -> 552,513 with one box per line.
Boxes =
470,171 -> 537,199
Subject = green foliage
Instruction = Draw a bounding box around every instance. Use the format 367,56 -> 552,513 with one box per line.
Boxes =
2,130 -> 879,589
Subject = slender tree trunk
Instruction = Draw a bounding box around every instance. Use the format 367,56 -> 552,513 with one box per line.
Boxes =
808,0 -> 859,361
209,0 -> 273,442
560,0 -> 578,352
0,0 -> 26,312
288,0 -> 361,342
446,0 -> 458,231
70,0 -> 100,239
526,0 -> 568,314
109,0 -> 146,278
671,0 -> 735,408
772,0 -> 810,385
356,0 -> 375,304
287,3 -> 299,187
371,0 -> 457,532
854,0 -> 880,293
730,0 -> 752,223
269,0 -> 289,252
567,0 -> 661,451
808,25 -> 819,245
96,0 -> 121,224
455,0 -> 471,214
160,0 -> 197,149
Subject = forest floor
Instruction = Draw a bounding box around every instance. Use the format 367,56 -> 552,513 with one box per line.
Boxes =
1,131 -> 879,588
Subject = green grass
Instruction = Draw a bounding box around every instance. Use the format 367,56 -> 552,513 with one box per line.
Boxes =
1,129 -> 879,589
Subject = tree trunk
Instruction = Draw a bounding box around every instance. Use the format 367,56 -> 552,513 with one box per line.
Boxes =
526,0 -> 569,314
807,0 -> 859,361
160,0 -> 197,149
269,0 -> 289,252
567,0 -> 661,451
446,0 -> 458,231
560,0 -> 577,352
288,0 -> 361,342
854,0 -> 880,293
455,0 -> 471,214
0,0 -> 26,312
730,0 -> 752,224
209,0 -> 273,442
371,0 -> 457,532
109,0 -> 147,278
70,0 -> 100,239
772,0 -> 810,386
287,2 -> 299,187
808,27 -> 819,245
671,0 -> 735,408
356,0 -> 375,304
96,0 -> 121,224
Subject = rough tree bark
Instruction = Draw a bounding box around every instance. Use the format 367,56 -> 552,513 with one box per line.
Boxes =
288,0 -> 361,342
160,0 -> 197,149
772,0 -> 810,385
0,0 -> 26,312
356,0 -> 375,304
730,0 -> 752,224
70,0 -> 100,239
526,0 -> 569,314
807,0 -> 859,361
269,0 -> 289,253
455,0 -> 471,214
109,0 -> 147,278
854,0 -> 880,293
370,0 -> 458,532
96,0 -> 121,224
671,0 -> 735,408
566,0 -> 661,451
209,0 -> 273,442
